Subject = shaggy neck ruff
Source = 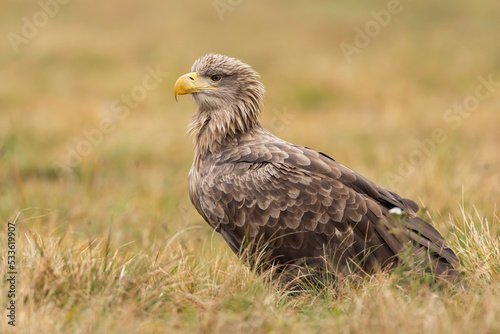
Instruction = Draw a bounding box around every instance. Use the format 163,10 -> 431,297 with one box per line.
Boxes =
188,83 -> 265,156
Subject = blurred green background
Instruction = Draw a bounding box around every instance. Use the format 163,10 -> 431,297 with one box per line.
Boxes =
1,0 -> 499,247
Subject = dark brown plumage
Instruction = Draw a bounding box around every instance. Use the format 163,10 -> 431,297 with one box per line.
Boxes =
174,54 -> 461,284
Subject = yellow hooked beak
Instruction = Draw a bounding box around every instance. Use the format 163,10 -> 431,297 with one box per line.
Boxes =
173,72 -> 217,101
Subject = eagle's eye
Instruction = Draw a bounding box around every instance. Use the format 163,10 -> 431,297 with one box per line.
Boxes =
209,75 -> 222,82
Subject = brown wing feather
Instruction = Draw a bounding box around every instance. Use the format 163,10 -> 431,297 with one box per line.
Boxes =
191,138 -> 460,281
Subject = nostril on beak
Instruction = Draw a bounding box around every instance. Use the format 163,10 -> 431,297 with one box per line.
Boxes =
189,75 -> 195,81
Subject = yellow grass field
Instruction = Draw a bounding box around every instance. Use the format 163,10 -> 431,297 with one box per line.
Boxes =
1,0 -> 499,333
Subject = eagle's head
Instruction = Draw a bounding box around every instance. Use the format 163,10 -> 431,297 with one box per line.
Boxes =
174,54 -> 265,112
174,54 -> 266,152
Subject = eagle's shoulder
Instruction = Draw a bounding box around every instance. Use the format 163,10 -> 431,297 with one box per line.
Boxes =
193,137 -> 382,257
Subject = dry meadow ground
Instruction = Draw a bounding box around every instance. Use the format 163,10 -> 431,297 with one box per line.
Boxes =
1,0 -> 499,333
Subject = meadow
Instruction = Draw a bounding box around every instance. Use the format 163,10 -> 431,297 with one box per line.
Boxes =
1,0 -> 499,333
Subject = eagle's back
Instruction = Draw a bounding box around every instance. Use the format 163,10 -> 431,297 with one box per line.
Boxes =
188,127 -> 461,283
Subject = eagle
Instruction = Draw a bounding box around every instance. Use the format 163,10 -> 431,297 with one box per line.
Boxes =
174,53 -> 461,285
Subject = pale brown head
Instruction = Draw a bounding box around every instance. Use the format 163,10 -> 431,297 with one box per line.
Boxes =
174,54 -> 265,153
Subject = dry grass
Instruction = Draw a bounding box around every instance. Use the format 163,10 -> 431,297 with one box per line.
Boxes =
1,0 -> 500,333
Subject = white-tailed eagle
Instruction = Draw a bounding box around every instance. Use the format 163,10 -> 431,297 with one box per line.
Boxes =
174,54 -> 461,284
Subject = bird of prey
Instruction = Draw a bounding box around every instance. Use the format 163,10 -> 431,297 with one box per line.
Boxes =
174,53 -> 461,285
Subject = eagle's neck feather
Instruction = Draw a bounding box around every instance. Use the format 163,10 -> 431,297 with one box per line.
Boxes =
188,99 -> 262,156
